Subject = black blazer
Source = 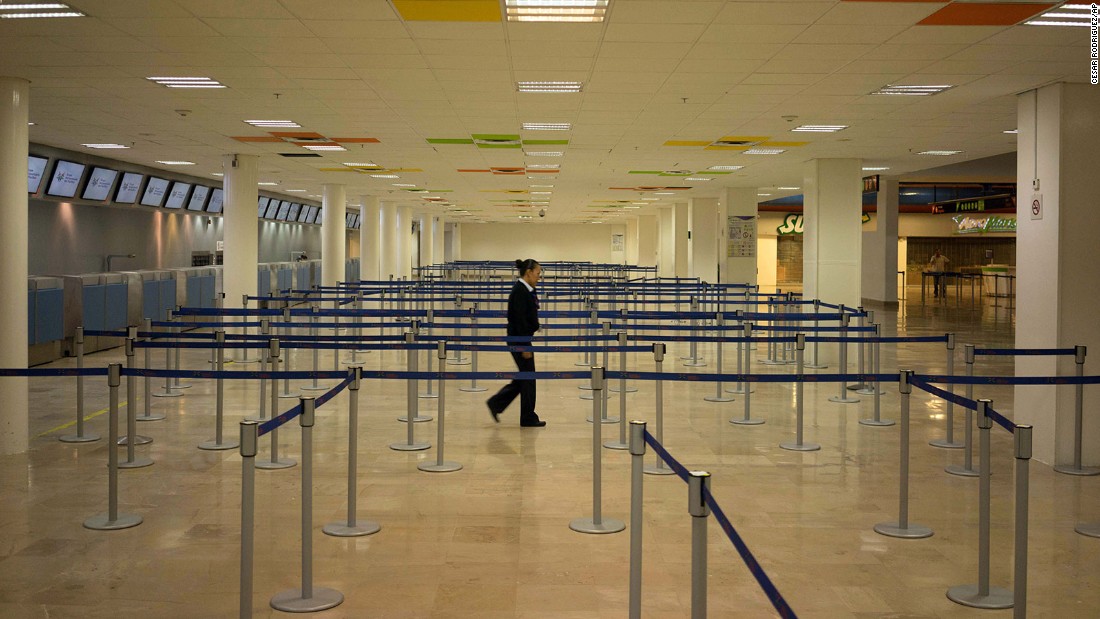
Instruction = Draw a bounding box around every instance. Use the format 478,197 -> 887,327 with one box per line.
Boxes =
507,280 -> 540,337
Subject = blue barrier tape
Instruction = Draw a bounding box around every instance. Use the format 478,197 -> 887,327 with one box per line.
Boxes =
973,348 -> 1077,356
607,371 -> 899,384
910,378 -> 1016,433
0,367 -> 109,377
257,376 -> 352,437
917,374 -> 1100,386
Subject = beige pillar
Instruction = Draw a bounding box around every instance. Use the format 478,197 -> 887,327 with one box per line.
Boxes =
0,77 -> 29,454
321,184 -> 346,286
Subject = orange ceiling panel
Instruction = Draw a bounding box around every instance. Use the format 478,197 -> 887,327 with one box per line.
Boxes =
232,136 -> 283,143
918,3 -> 1054,26
270,132 -> 326,139
331,137 -> 381,143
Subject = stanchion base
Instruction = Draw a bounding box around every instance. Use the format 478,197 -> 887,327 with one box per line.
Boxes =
198,439 -> 240,451
136,413 -> 166,422
859,418 -> 895,427
118,457 -> 154,469
725,386 -> 755,394
278,391 -> 301,399
446,360 -> 472,366
683,361 -> 707,367
760,359 -> 792,366
574,361 -> 592,367
418,392 -> 440,399
856,388 -> 885,396
255,458 -> 296,470
418,461 -> 463,472
270,587 -> 344,613
569,517 -> 626,535
459,386 -> 489,393
608,385 -> 638,393
151,390 -> 183,398
586,415 -> 620,424
704,395 -> 735,402
828,396 -> 861,404
323,521 -> 381,537
83,512 -> 142,531
873,522 -> 933,539
116,435 -> 153,446
644,465 -> 676,476
846,383 -> 868,391
603,441 -> 629,450
804,364 -> 828,370
300,384 -> 329,392
228,357 -> 260,364
945,464 -> 979,477
729,418 -> 765,426
779,441 -> 820,452
1053,464 -> 1100,476
1074,522 -> 1100,538
172,383 -> 192,390
946,584 -> 1013,609
578,385 -> 595,391
396,415 -> 433,423
929,439 -> 965,449
580,392 -> 617,401
59,433 -> 100,443
389,441 -> 431,451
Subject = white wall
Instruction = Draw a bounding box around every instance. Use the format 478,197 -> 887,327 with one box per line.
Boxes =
458,223 -> 628,264
757,236 -> 778,289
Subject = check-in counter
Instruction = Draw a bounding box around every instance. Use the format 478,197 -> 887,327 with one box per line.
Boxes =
118,270 -> 176,325
257,265 -> 272,298
345,258 -> 360,283
60,273 -> 128,355
294,260 -> 313,292
28,276 -> 64,365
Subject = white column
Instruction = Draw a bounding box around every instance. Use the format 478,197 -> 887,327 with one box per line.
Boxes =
222,153 -> 259,311
418,212 -> 435,272
625,217 -> 639,265
451,222 -> 461,262
637,214 -> 657,267
721,187 -> 758,285
0,77 -> 29,455
360,196 -> 380,281
861,176 -> 899,306
321,184 -> 346,286
380,202 -> 398,279
1015,82 -> 1100,465
672,202 -> 689,278
658,207 -> 673,277
802,158 -> 862,307
398,206 -> 413,279
689,197 -> 718,281
432,216 -> 444,266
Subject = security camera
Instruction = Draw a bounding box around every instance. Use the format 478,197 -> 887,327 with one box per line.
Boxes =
175,109 -> 192,118
538,209 -> 546,218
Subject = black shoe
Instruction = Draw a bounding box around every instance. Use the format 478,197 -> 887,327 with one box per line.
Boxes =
520,419 -> 546,427
487,400 -> 501,423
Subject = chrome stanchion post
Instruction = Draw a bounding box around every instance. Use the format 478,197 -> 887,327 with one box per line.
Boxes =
152,309 -> 182,398
83,364 -> 142,530
705,312 -> 734,403
238,421 -> 257,619
256,319 -> 270,421
323,367 -> 381,537
575,296 -> 590,367
947,344 -> 979,476
420,309 -> 438,398
848,307 -> 867,390
689,471 -> 711,619
1055,346 -> 1098,475
805,299 -> 827,369
200,330 -> 238,450
628,420 -> 646,619
570,367 -> 625,534
930,333 -> 963,448
256,339 -> 295,470
874,370 -> 933,539
855,311 -> 878,394
460,304 -> 487,393
61,326 -> 99,442
170,307 -> 191,390
730,322 -> 763,426
270,397 -> 345,613
302,304 -> 326,392
860,323 -> 894,427
398,321 -> 432,423
605,332 -> 630,449
1014,425 -> 1032,618
448,295 -> 471,365
391,330 -> 431,451
727,310 -> 751,395
138,317 -> 165,421
610,308 -> 637,393
829,312 -> 860,403
947,398 -> 1012,608
420,342 -> 462,472
278,308 -> 297,399
235,294 -> 259,363
645,344 -> 674,476
781,333 -> 819,451
118,327 -> 154,467
683,297 -> 705,366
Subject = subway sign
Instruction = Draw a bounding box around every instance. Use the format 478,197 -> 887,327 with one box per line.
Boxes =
777,213 -> 871,235
952,214 -> 1017,234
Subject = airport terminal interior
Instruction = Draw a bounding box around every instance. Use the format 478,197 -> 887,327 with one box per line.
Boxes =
2,1 -> 1100,617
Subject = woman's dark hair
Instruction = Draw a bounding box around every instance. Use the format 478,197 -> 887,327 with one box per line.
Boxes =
515,258 -> 539,276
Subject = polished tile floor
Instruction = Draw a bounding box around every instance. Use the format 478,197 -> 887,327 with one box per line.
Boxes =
2,289 -> 1098,618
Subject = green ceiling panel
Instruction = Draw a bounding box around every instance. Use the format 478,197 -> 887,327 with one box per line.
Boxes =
427,138 -> 474,144
476,143 -> 522,149
472,134 -> 520,141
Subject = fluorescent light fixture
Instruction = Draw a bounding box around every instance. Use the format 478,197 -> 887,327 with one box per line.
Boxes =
245,119 -> 301,128
530,184 -> 554,188
684,177 -> 711,181
0,3 -> 73,8
258,182 -> 279,186
342,162 -> 377,167
286,189 -> 307,192
148,76 -> 225,89
1027,4 -> 1094,26
707,165 -> 743,171
302,145 -> 346,151
792,125 -> 848,133
624,206 -> 641,209
757,193 -> 772,196
211,172 -> 224,177
518,215 -> 532,219
526,163 -> 560,169
777,186 -> 801,191
871,84 -> 953,96
28,122 -> 35,126
743,148 -> 785,155
524,151 -> 564,157
531,191 -> 553,195
522,122 -> 571,131
157,161 -> 195,166
863,166 -> 890,171
370,174 -> 400,179
1003,129 -> 1018,134
506,0 -> 607,22
653,192 -> 675,195
0,2 -> 84,18
392,183 -> 416,187
918,150 -> 962,156
82,143 -> 129,149
517,81 -> 583,93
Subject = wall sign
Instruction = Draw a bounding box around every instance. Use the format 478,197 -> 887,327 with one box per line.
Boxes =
727,215 -> 756,257
776,213 -> 872,236
952,214 -> 1017,234
1030,193 -> 1042,220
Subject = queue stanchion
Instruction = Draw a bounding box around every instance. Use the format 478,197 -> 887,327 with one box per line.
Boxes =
704,312 -> 734,403
780,334 -> 819,451
238,420 -> 258,618
448,296 -> 471,365
604,332 -> 630,450
118,327 -> 154,466
569,367 -> 626,535
398,321 -> 432,423
828,312 -> 860,403
83,363 -> 142,531
761,296 -> 780,365
947,399 -> 1013,609
610,308 -> 637,393
946,344 -> 978,476
628,420 -> 647,619
255,319 -> 270,421
152,309 -> 183,398
645,344 -> 674,476
60,326 -> 99,443
726,310 -> 751,395
168,307 -> 191,391
574,296 -> 590,367
346,293 -> 368,362
857,318 -> 883,396
270,397 -> 345,613
301,304 -> 327,392
391,330 -> 431,451
234,295 -> 259,363
730,322 -> 763,426
683,297 -> 705,367
460,304 -> 488,393
1054,346 -> 1098,476
930,333 -> 963,448
847,307 -> 868,390
689,471 -> 711,619
805,299 -> 827,369
138,317 -> 165,422
331,298 -> 341,371
207,295 -> 223,367
874,370 -> 933,539
420,309 -> 438,398
256,339 -> 296,470
278,308 -> 298,399
199,330 -> 237,451
419,342 -> 462,472
860,323 -> 894,427
1013,425 -> 1033,617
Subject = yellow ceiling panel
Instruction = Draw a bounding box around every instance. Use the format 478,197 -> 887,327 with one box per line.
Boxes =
393,0 -> 501,22
663,140 -> 710,147
703,145 -> 749,151
717,136 -> 769,142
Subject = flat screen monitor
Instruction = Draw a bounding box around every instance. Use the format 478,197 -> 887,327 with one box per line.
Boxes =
140,177 -> 170,207
263,201 -> 280,219
206,188 -> 224,213
275,201 -> 291,221
46,160 -> 87,198
298,205 -> 313,223
28,155 -> 48,194
286,203 -> 301,221
257,196 -> 270,217
352,213 -> 360,229
310,206 -> 322,225
164,182 -> 191,209
345,213 -> 353,228
80,166 -> 118,201
115,172 -> 144,204
187,185 -> 210,211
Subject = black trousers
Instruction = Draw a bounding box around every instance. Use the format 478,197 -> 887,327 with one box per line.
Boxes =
487,351 -> 538,424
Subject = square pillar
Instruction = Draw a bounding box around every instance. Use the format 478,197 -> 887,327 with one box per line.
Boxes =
861,176 -> 899,308
803,158 -> 862,307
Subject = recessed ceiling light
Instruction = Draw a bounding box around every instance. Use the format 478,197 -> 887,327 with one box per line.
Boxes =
526,164 -> 560,169
654,192 -> 675,195
148,76 -> 225,89
777,186 -> 800,191
524,151 -> 564,157
792,125 -> 848,133
505,0 -> 608,23
918,150 -> 962,156
707,165 -> 743,171
641,198 -> 659,201
0,3 -> 84,18
517,81 -> 583,93
744,148 -> 785,155
522,122 -> 571,131
370,174 -> 399,179
258,182 -> 279,186
302,145 -> 346,151
1027,4 -> 1094,26
82,143 -> 129,149
1003,129 -> 1018,134
530,184 -> 554,188
157,161 -> 195,166
28,122 -> 35,126
531,191 -> 553,195
245,119 -> 300,128
624,206 -> 641,209
211,172 -> 224,177
757,193 -> 772,197
342,162 -> 377,167
286,189 -> 307,192
684,177 -> 711,181
863,167 -> 890,171
392,183 -> 416,187
871,84 -> 953,96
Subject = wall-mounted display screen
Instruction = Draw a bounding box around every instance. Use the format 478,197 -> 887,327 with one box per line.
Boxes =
28,155 -> 48,194
286,203 -> 301,221
345,213 -> 355,228
310,206 -> 322,225
276,201 -> 292,220
257,196 -> 270,217
187,185 -> 210,211
140,177 -> 170,207
352,214 -> 360,229
80,166 -> 118,201
298,204 -> 312,223
46,160 -> 87,198
206,188 -> 224,213
114,172 -> 144,204
263,200 -> 280,219
164,182 -> 192,209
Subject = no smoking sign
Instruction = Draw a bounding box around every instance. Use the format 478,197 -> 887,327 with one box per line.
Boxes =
1030,193 -> 1043,220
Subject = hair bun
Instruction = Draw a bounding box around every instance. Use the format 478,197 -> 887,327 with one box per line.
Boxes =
515,259 -> 525,269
